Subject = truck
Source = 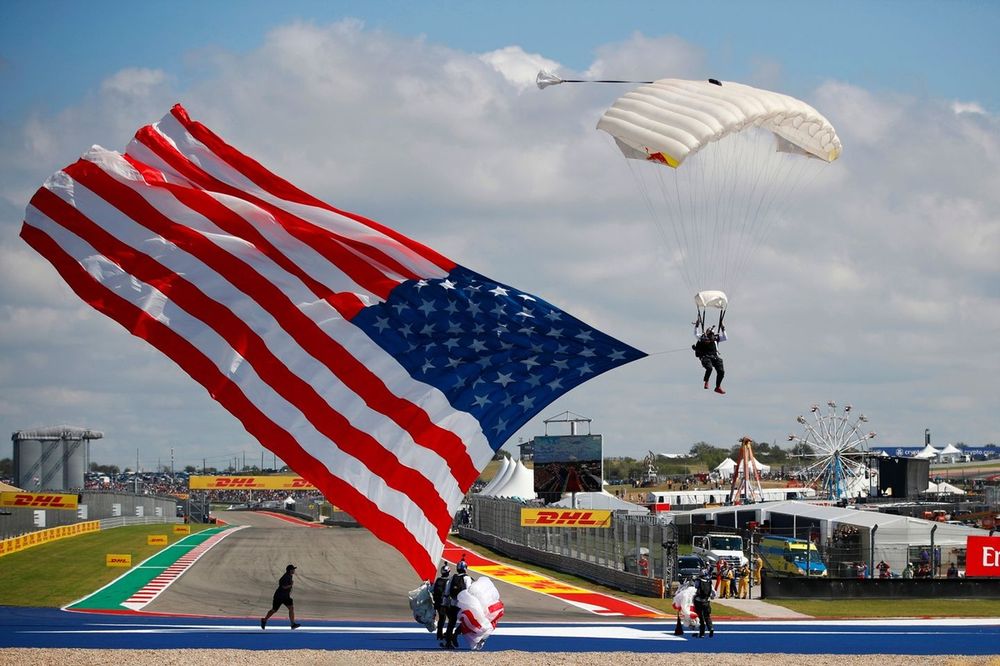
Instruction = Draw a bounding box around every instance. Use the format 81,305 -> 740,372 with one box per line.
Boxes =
759,535 -> 827,577
691,533 -> 747,568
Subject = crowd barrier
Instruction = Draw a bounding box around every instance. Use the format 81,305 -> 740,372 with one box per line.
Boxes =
762,574 -> 1000,599
0,520 -> 100,557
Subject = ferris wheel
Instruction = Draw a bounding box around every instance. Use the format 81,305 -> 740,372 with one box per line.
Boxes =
787,401 -> 877,500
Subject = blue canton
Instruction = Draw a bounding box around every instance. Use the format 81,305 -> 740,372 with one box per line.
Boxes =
350,266 -> 646,451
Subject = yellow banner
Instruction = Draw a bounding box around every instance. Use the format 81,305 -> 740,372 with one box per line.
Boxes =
520,508 -> 612,528
0,520 -> 99,558
188,475 -> 316,490
147,535 -> 168,545
172,524 -> 191,534
106,553 -> 132,567
0,491 -> 78,510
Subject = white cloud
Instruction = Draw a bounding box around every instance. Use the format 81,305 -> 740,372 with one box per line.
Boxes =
1,21 -> 996,469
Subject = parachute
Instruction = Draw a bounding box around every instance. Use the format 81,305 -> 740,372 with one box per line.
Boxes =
596,77 -> 842,309
456,576 -> 504,650
672,580 -> 699,629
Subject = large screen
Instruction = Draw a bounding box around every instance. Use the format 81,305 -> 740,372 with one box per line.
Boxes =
532,434 -> 603,494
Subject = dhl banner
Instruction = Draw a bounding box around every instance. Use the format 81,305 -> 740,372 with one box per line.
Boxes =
520,508 -> 612,528
1,491 -> 78,510
106,553 -> 132,567
188,475 -> 316,490
0,520 -> 100,558
147,535 -> 168,545
172,524 -> 191,534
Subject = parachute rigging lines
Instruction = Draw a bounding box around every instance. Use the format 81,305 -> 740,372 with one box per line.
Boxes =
596,78 -> 842,300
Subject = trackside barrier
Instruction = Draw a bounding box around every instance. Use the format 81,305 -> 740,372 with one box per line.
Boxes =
458,526 -> 665,597
762,575 -> 1000,599
0,520 -> 100,557
460,496 -> 676,597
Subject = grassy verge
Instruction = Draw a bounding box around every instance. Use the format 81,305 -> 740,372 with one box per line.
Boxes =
0,523 -> 212,608
768,598 -> 1000,618
450,535 -> 753,618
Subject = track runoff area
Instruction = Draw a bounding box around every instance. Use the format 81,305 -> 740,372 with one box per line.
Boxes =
1,520 -> 996,655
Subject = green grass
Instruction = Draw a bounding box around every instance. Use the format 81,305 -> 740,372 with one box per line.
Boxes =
0,523 -> 211,607
769,598 -> 1000,618
450,535 -> 753,618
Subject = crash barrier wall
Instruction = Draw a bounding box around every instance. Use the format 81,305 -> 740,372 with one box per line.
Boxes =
0,519 -> 100,557
463,496 -> 676,597
0,491 -> 180,540
98,515 -> 180,530
458,526 -> 664,597
762,574 -> 1000,599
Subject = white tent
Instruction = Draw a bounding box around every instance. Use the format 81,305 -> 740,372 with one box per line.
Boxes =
714,458 -> 737,474
926,481 -> 966,495
478,457 -> 511,496
492,460 -> 536,501
551,491 -> 649,514
913,444 -> 940,459
937,443 -> 962,463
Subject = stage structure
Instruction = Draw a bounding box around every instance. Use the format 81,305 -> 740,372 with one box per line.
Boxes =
12,426 -> 103,491
532,412 -> 603,504
728,436 -> 765,505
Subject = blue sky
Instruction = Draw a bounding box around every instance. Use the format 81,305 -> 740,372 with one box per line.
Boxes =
4,1 -> 998,116
0,1 -> 997,471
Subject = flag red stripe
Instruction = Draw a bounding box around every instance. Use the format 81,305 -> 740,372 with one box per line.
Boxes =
122,153 -> 369,319
168,104 -> 455,273
30,185 -> 453,535
133,125 -> 429,294
19,222 -> 438,580
62,159 -> 480,489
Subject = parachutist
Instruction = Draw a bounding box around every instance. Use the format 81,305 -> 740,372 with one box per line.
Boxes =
693,324 -> 727,394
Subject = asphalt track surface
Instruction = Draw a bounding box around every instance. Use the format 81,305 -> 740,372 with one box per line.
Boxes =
140,511 -> 598,622
1,511 -> 998,655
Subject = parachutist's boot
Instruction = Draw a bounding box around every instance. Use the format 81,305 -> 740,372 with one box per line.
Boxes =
715,387 -> 726,395
704,381 -> 709,389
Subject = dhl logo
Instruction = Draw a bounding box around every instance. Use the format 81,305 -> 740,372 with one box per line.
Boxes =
520,509 -> 612,528
106,553 -> 132,567
188,476 -> 316,490
0,492 -> 78,510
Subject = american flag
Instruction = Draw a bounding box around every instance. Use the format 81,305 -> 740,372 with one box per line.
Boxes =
21,105 -> 645,579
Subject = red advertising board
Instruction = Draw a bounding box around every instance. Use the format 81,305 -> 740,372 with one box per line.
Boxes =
965,536 -> 1000,577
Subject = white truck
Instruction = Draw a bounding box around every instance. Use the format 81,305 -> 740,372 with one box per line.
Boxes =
692,533 -> 747,568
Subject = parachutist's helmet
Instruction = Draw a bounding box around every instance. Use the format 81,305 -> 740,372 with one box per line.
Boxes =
440,565 -> 450,576
456,559 -> 468,574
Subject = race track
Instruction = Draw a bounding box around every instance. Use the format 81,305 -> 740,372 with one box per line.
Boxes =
142,510 -> 607,622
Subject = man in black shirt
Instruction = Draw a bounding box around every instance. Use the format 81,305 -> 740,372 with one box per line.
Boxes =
260,564 -> 301,630
431,565 -> 451,644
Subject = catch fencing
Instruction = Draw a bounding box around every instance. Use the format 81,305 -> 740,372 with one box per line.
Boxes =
459,496 -> 677,597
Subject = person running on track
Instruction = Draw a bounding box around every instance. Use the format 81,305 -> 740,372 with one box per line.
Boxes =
260,564 -> 301,630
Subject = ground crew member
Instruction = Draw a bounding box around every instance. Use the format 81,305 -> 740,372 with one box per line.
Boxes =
737,562 -> 750,599
260,564 -> 300,630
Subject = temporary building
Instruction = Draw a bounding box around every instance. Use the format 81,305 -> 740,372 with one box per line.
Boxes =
937,443 -> 962,464
714,458 -> 737,474
677,499 -> 989,574
478,457 -> 512,496
925,481 -> 966,495
912,444 -> 940,459
550,491 -> 649,514
491,460 -> 537,501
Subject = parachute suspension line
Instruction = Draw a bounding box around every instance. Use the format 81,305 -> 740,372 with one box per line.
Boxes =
625,159 -> 697,292
727,129 -> 776,291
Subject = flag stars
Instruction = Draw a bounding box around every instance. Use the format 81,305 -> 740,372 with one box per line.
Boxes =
518,395 -> 535,410
575,331 -> 594,342
544,311 -> 562,321
473,394 -> 491,408
421,359 -> 435,373
517,294 -> 536,302
546,327 -> 563,338
489,286 -> 509,297
470,339 -> 487,353
577,362 -> 594,376
374,316 -> 390,333
440,279 -> 457,290
494,372 -> 514,387
521,356 -> 540,369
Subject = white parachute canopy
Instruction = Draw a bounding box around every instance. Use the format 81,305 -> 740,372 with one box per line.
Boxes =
695,290 -> 728,310
597,78 -> 842,299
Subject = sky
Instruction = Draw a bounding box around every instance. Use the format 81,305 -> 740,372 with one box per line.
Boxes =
1,1 -> 998,473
